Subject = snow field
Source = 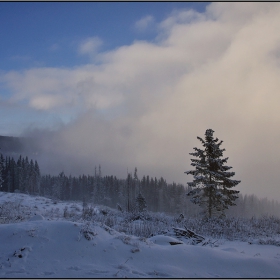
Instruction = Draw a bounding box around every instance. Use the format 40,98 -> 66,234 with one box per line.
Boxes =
1,191 -> 280,278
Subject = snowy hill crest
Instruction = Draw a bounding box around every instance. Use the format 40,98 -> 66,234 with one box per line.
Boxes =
1,191 -> 280,278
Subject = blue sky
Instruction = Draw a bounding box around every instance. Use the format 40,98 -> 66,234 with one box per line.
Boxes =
0,2 -> 207,71
1,2 -> 280,201
0,1 -> 208,132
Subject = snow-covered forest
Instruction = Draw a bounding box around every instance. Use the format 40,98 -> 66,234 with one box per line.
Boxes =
1,153 -> 280,218
1,153 -> 280,277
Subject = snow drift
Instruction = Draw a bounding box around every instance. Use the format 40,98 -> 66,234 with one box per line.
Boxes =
1,191 -> 280,278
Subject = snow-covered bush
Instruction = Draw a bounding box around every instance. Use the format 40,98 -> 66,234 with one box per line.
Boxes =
182,216 -> 280,241
0,200 -> 30,223
88,206 -> 280,241
2,192 -> 280,245
45,207 -> 61,220
82,205 -> 94,220
70,203 -> 81,212
79,222 -> 97,241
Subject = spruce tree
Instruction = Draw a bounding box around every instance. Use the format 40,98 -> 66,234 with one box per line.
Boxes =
0,153 -> 4,189
133,167 -> 139,197
34,160 -> 41,195
17,155 -> 24,192
185,129 -> 240,218
126,172 -> 132,212
135,192 -> 147,213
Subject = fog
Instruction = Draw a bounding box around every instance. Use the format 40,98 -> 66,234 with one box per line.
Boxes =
2,3 -> 280,201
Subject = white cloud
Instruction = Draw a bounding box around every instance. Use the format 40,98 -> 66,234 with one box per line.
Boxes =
159,9 -> 205,32
2,3 -> 280,201
135,15 -> 154,31
78,37 -> 103,56
3,65 -> 124,111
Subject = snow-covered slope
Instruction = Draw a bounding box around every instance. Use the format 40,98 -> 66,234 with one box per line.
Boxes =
1,192 -> 280,278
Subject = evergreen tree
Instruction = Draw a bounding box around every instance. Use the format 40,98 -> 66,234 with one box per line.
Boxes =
23,156 -> 30,194
135,192 -> 147,213
126,172 -> 132,212
16,156 -> 25,192
68,175 -> 73,200
29,159 -> 35,194
34,160 -> 41,195
0,153 -> 4,189
185,129 -> 240,218
10,157 -> 17,192
133,167 -> 139,198
6,170 -> 12,192
96,165 -> 105,204
52,172 -> 65,200
91,166 -> 98,204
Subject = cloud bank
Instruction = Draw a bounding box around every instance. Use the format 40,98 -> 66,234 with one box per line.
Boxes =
2,3 -> 280,201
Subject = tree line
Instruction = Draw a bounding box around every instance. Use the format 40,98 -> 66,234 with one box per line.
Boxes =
0,154 -> 40,194
0,153 -> 280,218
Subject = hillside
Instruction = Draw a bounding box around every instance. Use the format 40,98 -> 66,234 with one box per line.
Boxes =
1,191 -> 280,278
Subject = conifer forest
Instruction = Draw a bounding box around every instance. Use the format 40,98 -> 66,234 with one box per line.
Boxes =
1,152 -> 279,219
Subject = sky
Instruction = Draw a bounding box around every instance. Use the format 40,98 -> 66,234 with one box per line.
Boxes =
1,2 -> 280,201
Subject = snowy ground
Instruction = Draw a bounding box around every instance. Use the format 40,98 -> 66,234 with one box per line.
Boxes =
1,192 -> 280,278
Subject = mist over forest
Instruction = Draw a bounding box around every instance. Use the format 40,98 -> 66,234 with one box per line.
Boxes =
1,135 -> 279,219
2,3 -> 280,203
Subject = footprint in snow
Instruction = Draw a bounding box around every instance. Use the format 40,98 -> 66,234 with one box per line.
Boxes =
68,266 -> 81,271
147,270 -> 170,277
43,271 -> 55,275
13,246 -> 31,259
132,270 -> 146,276
222,248 -> 238,253
5,269 -> 26,274
87,269 -> 109,274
